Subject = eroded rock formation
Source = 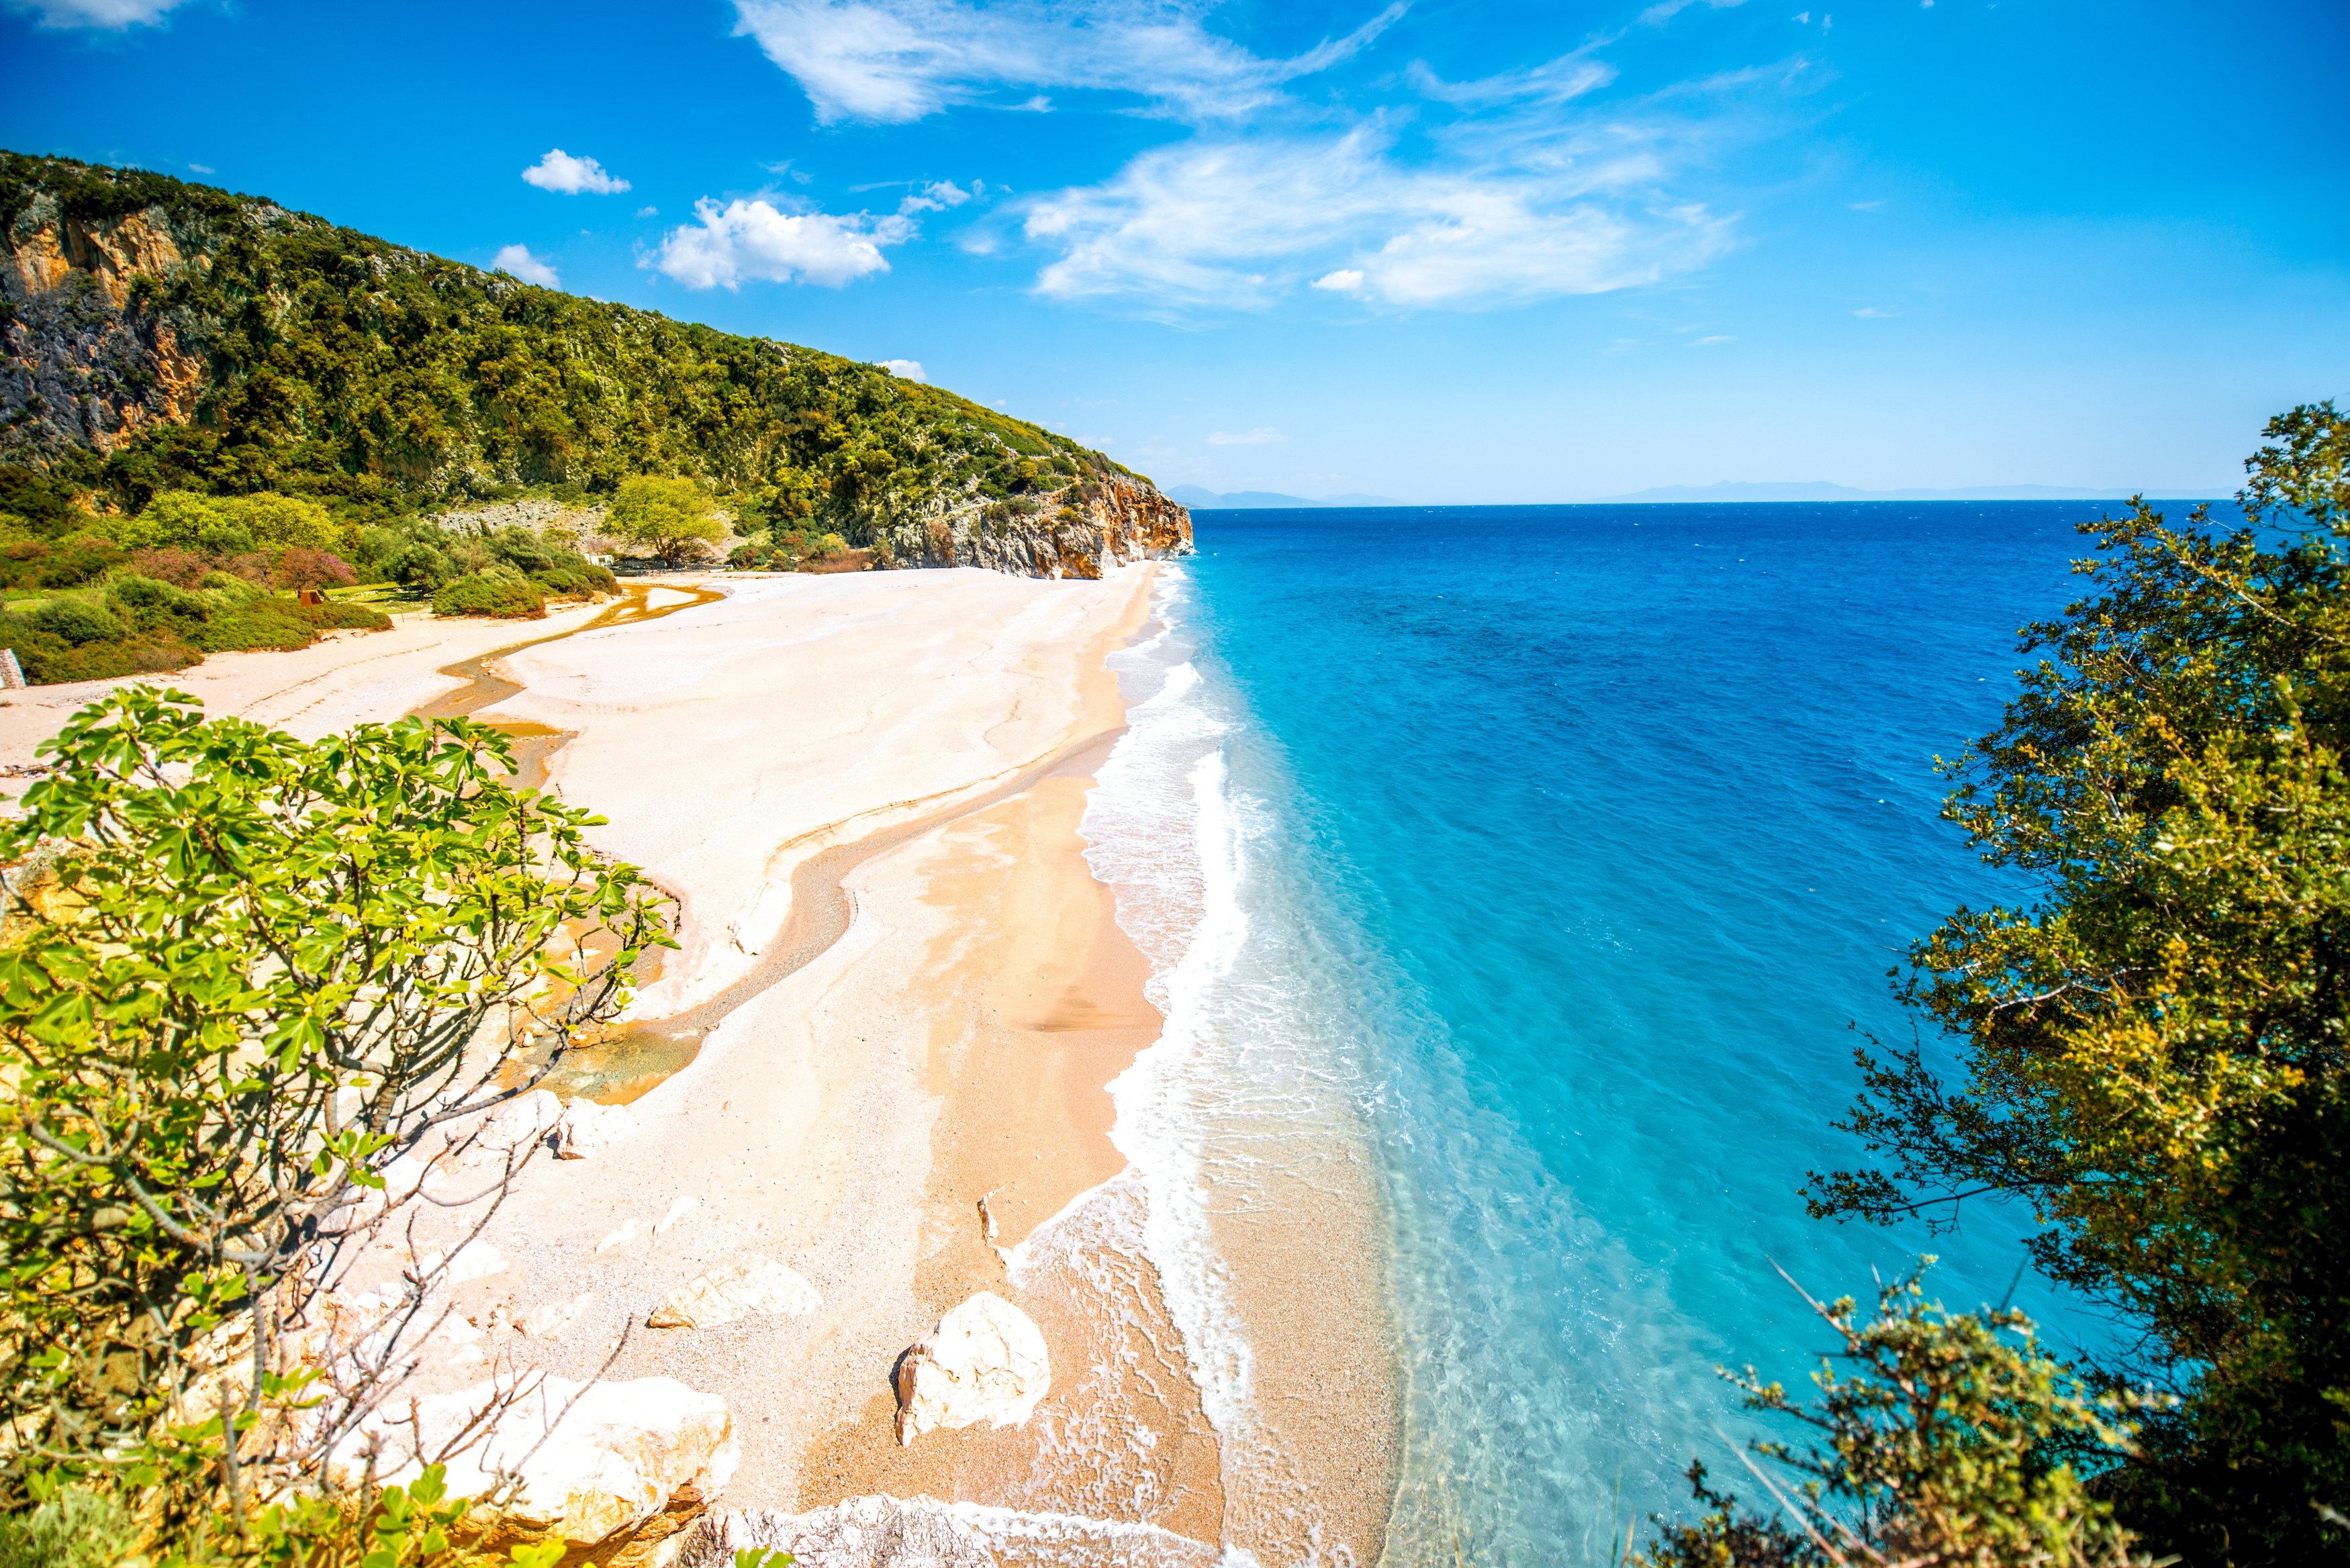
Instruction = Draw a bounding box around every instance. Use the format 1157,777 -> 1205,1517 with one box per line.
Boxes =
872,475 -> 1192,581
3,194 -> 214,457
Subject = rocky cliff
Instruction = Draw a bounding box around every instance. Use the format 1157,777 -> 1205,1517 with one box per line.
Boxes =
2,195 -> 217,460
0,153 -> 1190,580
878,469 -> 1192,578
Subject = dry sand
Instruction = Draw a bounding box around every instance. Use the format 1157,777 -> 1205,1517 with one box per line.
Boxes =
3,568 -> 1400,1563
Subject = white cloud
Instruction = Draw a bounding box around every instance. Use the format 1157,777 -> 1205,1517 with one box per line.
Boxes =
1691,333 -> 1734,344
1640,0 -> 1745,23
898,179 -> 979,215
883,358 -> 929,380
523,149 -> 632,195
722,1 -> 1775,316
1405,50 -> 1615,107
1207,427 -> 1283,445
9,0 -> 189,27
1853,306 -> 1896,317
1023,123 -> 1735,312
731,0 -> 1404,125
492,245 -> 561,287
649,197 -> 914,289
636,205 -> 659,217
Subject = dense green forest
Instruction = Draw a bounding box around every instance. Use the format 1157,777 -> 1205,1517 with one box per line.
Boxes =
0,151 -> 1184,680
0,150 -> 1138,539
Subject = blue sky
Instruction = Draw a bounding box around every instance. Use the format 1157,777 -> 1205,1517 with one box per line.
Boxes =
4,0 -> 2344,501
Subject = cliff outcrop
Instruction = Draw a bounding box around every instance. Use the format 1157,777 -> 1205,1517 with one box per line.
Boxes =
3,193 -> 216,459
880,469 -> 1191,579
0,152 -> 1190,580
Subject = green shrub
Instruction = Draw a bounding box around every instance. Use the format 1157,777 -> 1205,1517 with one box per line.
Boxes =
200,610 -> 314,652
280,597 -> 391,632
433,573 -> 546,619
30,597 -> 122,646
351,525 -> 407,580
530,563 -> 615,599
0,580 -> 385,685
107,574 -> 209,628
488,524 -> 554,575
33,540 -> 125,589
389,542 -> 455,588
0,1485 -> 140,1568
0,618 -> 199,683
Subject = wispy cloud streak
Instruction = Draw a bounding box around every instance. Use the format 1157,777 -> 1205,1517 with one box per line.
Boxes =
732,0 -> 1404,124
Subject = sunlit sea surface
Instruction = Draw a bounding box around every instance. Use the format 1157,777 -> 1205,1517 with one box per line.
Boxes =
1086,501 -> 2220,1566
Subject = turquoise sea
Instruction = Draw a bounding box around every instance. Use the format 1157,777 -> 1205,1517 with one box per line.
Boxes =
1082,500 -> 2222,1565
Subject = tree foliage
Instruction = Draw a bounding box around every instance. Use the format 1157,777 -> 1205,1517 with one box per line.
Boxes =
1634,1269 -> 2149,1568
0,689 -> 671,1553
1804,403 -> 2350,1562
606,475 -> 723,565
0,152 -> 1137,544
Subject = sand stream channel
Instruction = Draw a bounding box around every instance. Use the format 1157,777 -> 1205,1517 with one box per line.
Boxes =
409,579 -> 1138,1108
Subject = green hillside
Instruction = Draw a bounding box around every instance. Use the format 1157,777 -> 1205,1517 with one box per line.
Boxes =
0,150 -> 1143,536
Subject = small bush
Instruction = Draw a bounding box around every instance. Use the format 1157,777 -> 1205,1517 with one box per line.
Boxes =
106,575 -> 210,634
434,573 -> 547,619
279,597 -> 391,632
530,564 -> 615,599
200,609 -> 313,652
0,1485 -> 141,1568
0,617 -> 197,683
489,525 -> 555,575
31,597 -> 123,646
197,570 -> 266,605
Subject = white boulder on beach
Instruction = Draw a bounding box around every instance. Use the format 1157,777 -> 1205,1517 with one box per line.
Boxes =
555,1096 -> 640,1159
894,1291 -> 1051,1446
330,1374 -> 737,1553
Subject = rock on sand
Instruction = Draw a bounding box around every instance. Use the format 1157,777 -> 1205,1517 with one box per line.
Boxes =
647,1254 -> 822,1328
330,1374 -> 737,1555
556,1097 -> 640,1160
893,1291 -> 1050,1446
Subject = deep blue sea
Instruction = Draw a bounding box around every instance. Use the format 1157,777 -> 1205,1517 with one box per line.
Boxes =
1096,501 -> 2220,1565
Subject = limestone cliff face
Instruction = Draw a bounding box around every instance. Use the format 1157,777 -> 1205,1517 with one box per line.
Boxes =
872,471 -> 1192,579
3,193 -> 218,457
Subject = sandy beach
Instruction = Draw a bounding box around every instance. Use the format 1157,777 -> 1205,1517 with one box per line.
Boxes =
0,569 -> 1398,1565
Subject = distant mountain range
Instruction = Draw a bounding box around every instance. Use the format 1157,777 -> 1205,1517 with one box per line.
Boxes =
1166,486 -> 1405,509
1587,481 -> 2159,503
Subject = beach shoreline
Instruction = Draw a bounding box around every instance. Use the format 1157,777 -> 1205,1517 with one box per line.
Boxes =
0,566 -> 1401,1565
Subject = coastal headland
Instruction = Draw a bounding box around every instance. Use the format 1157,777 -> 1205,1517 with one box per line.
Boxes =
0,569 -> 1397,1565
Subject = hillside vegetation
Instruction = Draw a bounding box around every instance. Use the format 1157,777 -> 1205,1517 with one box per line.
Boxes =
0,150 -> 1186,577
